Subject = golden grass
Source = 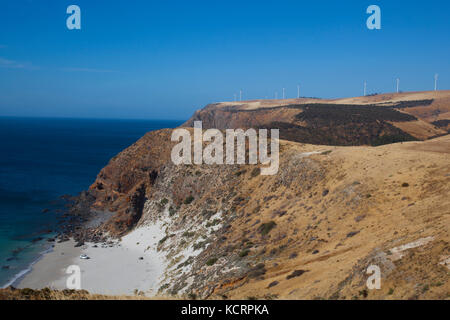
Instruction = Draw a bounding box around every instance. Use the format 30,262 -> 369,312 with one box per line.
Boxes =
0,287 -> 175,300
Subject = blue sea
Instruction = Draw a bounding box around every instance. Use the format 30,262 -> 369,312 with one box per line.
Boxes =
0,117 -> 182,288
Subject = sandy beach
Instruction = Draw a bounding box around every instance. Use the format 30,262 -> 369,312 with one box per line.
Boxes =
17,223 -> 167,297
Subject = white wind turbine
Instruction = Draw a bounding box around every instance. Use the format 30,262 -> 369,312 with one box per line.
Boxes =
435,74 -> 439,91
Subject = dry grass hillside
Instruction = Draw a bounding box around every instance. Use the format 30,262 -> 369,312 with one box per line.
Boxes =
82,127 -> 449,300
200,135 -> 449,300
0,287 -> 167,300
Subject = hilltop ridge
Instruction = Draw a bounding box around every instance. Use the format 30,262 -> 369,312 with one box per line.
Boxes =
184,91 -> 450,145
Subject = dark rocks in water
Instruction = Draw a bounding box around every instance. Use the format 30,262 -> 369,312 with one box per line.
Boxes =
11,247 -> 24,255
2,265 -> 10,270
47,238 -> 55,242
138,257 -> 144,260
74,241 -> 85,247
57,237 -> 69,243
31,237 -> 44,243
41,208 -> 50,213
286,269 -> 308,280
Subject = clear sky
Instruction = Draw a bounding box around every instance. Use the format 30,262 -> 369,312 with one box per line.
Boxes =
1,0 -> 449,120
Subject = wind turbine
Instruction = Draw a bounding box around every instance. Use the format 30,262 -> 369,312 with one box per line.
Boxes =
282,88 -> 285,100
275,91 -> 278,100
435,74 -> 439,91
234,93 -> 237,102
297,85 -> 300,99
396,78 -> 400,93
239,90 -> 242,101
364,81 -> 367,96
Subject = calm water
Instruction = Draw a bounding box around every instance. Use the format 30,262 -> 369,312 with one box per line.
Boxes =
0,117 -> 182,287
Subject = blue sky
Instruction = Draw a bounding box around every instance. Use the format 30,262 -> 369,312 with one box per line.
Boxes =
0,0 -> 449,120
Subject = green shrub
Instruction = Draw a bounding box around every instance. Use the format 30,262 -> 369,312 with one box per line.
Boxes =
239,249 -> 250,257
184,195 -> 194,205
183,231 -> 195,238
250,168 -> 260,178
258,221 -> 277,236
206,257 -> 218,266
206,219 -> 220,228
188,293 -> 197,300
158,236 -> 169,245
235,170 -> 246,176
193,241 -> 208,250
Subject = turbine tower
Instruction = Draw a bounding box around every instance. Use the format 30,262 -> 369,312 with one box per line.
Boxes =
234,93 -> 237,102
396,78 -> 400,93
282,88 -> 285,99
297,85 -> 300,99
435,74 -> 439,91
239,89 -> 242,101
275,91 -> 278,100
364,81 -> 367,96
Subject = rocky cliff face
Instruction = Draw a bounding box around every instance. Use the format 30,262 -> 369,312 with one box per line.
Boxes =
80,91 -> 450,299
87,129 -> 175,236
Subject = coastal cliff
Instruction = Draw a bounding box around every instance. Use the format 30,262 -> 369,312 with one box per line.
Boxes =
64,91 -> 450,299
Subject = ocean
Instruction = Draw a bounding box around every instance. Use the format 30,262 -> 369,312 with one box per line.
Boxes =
0,117 -> 182,288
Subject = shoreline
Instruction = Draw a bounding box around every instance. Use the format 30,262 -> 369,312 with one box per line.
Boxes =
16,223 -> 167,297
1,245 -> 54,290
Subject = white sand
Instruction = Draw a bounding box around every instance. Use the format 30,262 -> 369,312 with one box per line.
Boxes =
18,223 -> 167,297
